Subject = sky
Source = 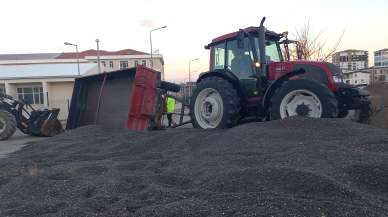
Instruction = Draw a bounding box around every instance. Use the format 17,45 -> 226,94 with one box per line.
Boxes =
0,0 -> 387,82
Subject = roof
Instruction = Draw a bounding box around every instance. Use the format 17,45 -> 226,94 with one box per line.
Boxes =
205,26 -> 281,49
0,49 -> 150,62
56,49 -> 149,59
375,48 -> 388,53
333,50 -> 368,55
0,53 -> 59,61
0,63 -> 97,79
345,70 -> 371,74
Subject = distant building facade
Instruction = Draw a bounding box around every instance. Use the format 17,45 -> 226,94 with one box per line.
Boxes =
343,69 -> 371,85
374,49 -> 388,67
370,66 -> 388,85
332,50 -> 368,73
0,49 -> 164,120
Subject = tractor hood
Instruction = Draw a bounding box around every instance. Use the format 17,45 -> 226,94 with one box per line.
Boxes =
268,61 -> 342,91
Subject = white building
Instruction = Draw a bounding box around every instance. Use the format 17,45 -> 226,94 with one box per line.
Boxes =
0,49 -> 165,121
332,50 -> 369,73
343,70 -> 371,85
0,63 -> 98,120
374,49 -> 388,67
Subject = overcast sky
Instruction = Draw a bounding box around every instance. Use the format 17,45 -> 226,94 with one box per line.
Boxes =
0,0 -> 387,81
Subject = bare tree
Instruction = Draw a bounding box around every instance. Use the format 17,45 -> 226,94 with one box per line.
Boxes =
286,20 -> 345,62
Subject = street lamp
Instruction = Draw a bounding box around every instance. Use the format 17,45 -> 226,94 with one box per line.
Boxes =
188,58 -> 199,99
95,39 -> 101,74
64,42 -> 80,76
189,58 -> 199,82
149,25 -> 167,71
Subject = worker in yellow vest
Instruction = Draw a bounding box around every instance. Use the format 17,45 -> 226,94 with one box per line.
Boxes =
166,96 -> 176,127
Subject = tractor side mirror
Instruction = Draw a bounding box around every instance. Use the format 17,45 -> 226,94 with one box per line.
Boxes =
237,29 -> 245,49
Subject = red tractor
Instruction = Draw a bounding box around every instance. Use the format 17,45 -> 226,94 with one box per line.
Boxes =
190,17 -> 371,129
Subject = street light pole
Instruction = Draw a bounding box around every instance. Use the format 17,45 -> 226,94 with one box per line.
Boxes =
149,25 -> 167,70
189,58 -> 199,83
64,42 -> 80,76
96,39 -> 101,74
188,58 -> 199,98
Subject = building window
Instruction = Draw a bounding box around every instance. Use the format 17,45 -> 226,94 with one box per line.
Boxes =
102,61 -> 106,67
120,61 -> 128,69
17,87 -> 44,104
135,60 -> 139,67
109,61 -> 114,68
0,87 -> 5,95
141,60 -> 147,66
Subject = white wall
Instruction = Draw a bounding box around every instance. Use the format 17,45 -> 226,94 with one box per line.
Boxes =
344,72 -> 370,85
48,81 -> 74,120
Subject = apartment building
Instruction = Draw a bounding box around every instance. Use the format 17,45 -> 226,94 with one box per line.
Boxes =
332,50 -> 368,73
374,49 -> 388,67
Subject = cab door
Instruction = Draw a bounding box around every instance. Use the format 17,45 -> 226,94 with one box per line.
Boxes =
226,38 -> 257,97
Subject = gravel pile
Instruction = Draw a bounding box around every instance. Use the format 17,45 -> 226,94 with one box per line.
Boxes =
1,118 -> 388,217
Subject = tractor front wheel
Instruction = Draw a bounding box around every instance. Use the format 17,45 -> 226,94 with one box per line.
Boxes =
0,110 -> 17,141
190,77 -> 241,129
270,79 -> 338,120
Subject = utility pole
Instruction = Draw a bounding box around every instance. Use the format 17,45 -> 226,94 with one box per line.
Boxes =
96,39 -> 101,74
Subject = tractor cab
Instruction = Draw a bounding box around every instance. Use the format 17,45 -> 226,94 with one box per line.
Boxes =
206,27 -> 283,81
204,27 -> 285,100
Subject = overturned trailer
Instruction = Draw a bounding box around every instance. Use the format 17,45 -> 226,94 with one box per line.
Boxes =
66,66 -> 181,131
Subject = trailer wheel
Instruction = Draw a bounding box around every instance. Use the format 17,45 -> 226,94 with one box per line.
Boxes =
160,81 -> 181,93
190,77 -> 241,129
0,110 -> 17,141
270,79 -> 338,120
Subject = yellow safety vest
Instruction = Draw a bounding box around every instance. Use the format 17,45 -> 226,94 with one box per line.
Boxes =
166,97 -> 175,113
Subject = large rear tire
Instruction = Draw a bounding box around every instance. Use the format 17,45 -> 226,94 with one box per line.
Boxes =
0,110 -> 17,141
270,79 -> 338,120
190,77 -> 241,129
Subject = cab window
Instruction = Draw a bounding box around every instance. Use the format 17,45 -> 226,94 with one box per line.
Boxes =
213,43 -> 225,70
226,38 -> 254,78
265,41 -> 281,62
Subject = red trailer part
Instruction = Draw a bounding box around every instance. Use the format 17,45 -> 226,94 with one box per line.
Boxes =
66,66 -> 178,131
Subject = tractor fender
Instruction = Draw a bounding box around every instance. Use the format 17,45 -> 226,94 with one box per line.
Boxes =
262,68 -> 306,108
197,69 -> 246,101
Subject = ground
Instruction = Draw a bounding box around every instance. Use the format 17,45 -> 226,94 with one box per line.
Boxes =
0,130 -> 46,158
1,118 -> 388,216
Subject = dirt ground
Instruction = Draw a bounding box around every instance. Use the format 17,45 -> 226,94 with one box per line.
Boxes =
1,118 -> 388,217
368,84 -> 388,129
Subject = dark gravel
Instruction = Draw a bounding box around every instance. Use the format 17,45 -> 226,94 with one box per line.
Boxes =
1,118 -> 388,217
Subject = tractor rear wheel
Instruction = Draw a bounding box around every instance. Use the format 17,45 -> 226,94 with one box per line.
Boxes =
190,77 -> 241,129
0,110 -> 17,141
270,79 -> 338,120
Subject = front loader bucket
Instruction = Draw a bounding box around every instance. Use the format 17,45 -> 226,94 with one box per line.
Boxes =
39,109 -> 64,136
29,109 -> 64,137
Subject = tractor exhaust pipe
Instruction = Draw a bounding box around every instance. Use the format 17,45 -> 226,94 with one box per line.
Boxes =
258,17 -> 267,78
